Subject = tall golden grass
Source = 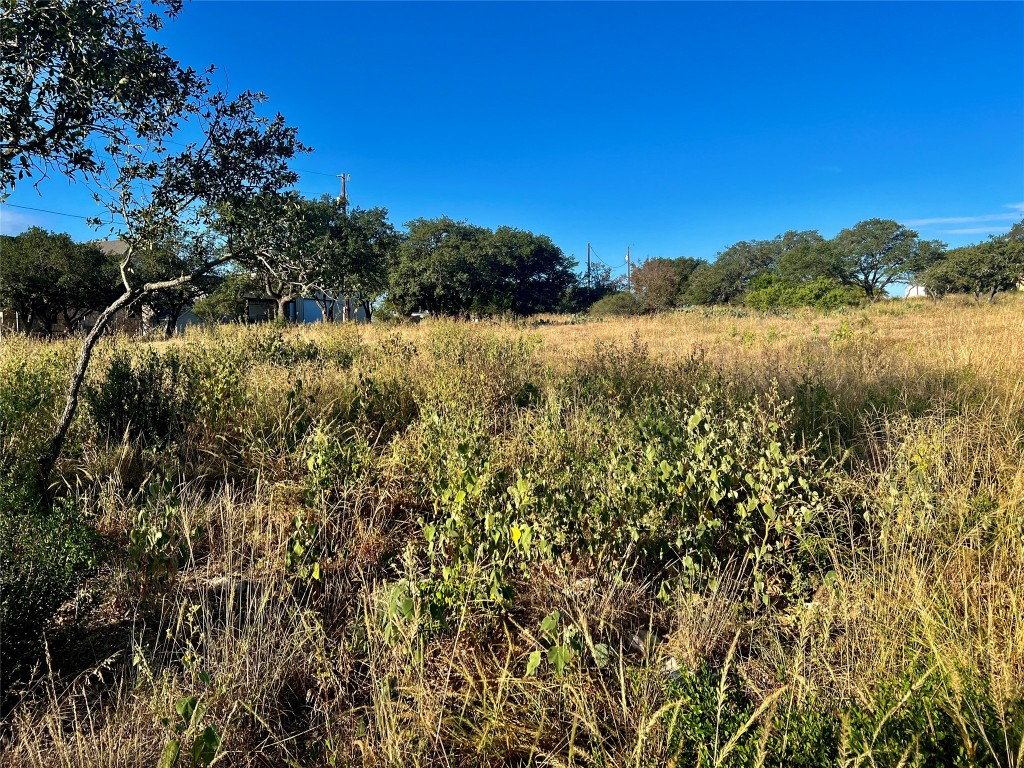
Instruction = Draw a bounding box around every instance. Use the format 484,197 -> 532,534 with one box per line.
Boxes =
2,296 -> 1022,766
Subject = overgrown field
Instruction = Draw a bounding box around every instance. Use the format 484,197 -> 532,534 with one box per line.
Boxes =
2,298 -> 1023,766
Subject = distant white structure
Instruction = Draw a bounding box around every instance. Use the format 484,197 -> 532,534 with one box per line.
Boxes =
904,284 -> 928,299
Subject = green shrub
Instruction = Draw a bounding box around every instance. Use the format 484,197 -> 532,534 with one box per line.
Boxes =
422,324 -> 540,423
302,423 -> 372,502
525,390 -> 829,605
180,342 -> 245,442
127,479 -> 200,590
0,348 -> 67,480
0,498 -> 98,688
399,380 -> 828,625
745,276 -> 863,312
85,347 -> 193,445
662,665 -> 1021,767
589,292 -> 642,316
245,328 -> 320,366
411,411 -> 516,609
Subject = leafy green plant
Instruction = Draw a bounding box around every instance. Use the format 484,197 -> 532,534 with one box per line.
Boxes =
518,389 -> 830,607
158,691 -> 221,768
525,610 -> 590,677
302,423 -> 370,500
588,291 -> 642,317
184,343 -> 245,441
285,515 -> 322,584
745,276 -> 862,313
829,320 -> 855,344
246,327 -> 320,366
127,479 -> 196,590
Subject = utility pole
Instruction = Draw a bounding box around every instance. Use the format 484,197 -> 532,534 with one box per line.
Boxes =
337,172 -> 351,213
336,171 -> 352,321
587,242 -> 592,290
625,244 -> 631,292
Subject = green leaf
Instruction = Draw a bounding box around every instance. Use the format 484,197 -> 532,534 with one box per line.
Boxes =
593,643 -> 610,669
539,610 -> 560,641
397,596 -> 415,620
526,649 -> 543,676
158,738 -> 180,768
175,695 -> 197,725
548,644 -> 570,675
190,725 -> 221,766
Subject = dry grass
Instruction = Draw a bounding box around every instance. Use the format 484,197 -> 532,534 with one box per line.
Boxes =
2,295 -> 1024,766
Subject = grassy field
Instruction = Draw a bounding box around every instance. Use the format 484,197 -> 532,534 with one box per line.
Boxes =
2,297 -> 1023,766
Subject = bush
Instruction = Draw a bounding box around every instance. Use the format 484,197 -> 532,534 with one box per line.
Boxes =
745,276 -> 863,312
398,377 -> 828,625
0,498 -> 98,689
663,665 -> 1021,767
85,347 -> 193,445
0,347 -> 68,480
588,291 -> 642,316
523,389 -> 829,605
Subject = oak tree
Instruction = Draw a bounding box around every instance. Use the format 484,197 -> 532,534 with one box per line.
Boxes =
1,0 -> 204,188
0,226 -> 120,333
832,219 -> 940,301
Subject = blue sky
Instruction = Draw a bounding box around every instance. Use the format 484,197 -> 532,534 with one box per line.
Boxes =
3,1 -> 1023,280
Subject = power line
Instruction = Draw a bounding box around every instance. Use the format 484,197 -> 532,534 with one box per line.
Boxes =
159,136 -> 339,178
296,166 -> 341,178
1,202 -> 94,220
0,160 -> 339,223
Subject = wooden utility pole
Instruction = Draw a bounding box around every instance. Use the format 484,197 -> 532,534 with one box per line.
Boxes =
336,171 -> 352,321
626,244 -> 631,292
337,172 -> 350,212
587,242 -> 592,290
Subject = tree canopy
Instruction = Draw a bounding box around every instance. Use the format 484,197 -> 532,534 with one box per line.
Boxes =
134,228 -> 223,337
306,198 -> 399,320
632,256 -> 700,311
920,219 -> 1024,301
1,0 -> 205,188
2,0 -> 310,476
0,227 -> 119,333
775,231 -> 841,284
389,217 -> 576,316
832,219 -> 941,301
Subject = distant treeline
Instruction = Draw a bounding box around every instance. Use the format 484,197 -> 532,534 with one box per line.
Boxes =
611,217 -> 1024,316
3,212 -> 1022,334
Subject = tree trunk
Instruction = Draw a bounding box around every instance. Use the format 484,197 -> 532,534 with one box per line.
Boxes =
40,288 -> 139,483
40,253 -> 233,485
314,295 -> 330,322
360,298 -> 373,322
276,295 -> 291,321
988,286 -> 998,303
163,304 -> 186,338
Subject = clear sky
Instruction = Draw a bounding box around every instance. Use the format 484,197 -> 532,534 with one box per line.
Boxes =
3,1 -> 1023,280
